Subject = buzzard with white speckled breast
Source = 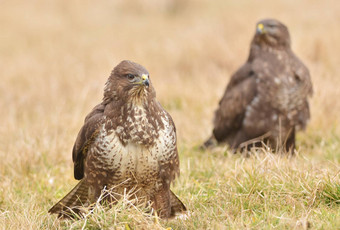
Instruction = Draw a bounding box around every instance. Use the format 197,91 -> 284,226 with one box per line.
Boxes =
49,60 -> 186,218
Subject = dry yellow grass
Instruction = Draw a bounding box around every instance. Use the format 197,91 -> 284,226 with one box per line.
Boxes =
0,0 -> 339,229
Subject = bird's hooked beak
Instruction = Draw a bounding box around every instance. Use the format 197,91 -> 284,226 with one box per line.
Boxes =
141,74 -> 149,87
256,23 -> 265,34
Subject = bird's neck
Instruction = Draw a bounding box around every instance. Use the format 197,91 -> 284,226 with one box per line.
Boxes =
127,87 -> 149,106
107,97 -> 165,147
248,43 -> 290,61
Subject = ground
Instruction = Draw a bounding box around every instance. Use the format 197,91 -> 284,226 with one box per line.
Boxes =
0,0 -> 339,229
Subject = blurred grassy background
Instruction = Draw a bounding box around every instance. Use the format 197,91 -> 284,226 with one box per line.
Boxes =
0,0 -> 339,229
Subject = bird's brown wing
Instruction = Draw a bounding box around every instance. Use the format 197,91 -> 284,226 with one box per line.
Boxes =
72,103 -> 105,180
290,52 -> 313,130
160,108 -> 180,183
213,64 -> 257,143
226,62 -> 254,90
153,106 -> 186,217
290,52 -> 313,96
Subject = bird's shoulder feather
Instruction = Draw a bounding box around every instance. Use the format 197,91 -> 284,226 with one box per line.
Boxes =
213,64 -> 257,142
72,103 -> 105,180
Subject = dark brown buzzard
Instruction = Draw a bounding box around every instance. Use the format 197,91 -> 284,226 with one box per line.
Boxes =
49,60 -> 186,218
204,19 -> 313,153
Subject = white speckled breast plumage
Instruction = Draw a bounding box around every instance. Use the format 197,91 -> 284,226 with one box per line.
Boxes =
84,104 -> 177,200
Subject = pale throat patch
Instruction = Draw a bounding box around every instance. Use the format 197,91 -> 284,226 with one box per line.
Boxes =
128,87 -> 148,105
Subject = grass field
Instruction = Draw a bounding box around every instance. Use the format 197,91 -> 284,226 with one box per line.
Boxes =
1,0 -> 339,229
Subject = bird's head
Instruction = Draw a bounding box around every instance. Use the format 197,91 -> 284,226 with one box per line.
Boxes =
104,60 -> 155,104
254,19 -> 291,48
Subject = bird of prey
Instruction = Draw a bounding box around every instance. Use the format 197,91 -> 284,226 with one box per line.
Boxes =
204,19 -> 313,153
49,60 -> 186,218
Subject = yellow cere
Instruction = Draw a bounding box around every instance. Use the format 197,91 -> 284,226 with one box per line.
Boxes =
258,23 -> 264,30
142,74 -> 148,81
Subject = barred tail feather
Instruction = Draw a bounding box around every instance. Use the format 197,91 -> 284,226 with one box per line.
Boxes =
49,180 -> 90,218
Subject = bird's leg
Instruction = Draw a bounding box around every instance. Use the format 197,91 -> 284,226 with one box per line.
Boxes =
284,127 -> 296,154
151,182 -> 171,219
232,130 -> 250,153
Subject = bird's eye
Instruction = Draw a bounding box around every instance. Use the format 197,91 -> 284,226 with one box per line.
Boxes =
126,74 -> 135,80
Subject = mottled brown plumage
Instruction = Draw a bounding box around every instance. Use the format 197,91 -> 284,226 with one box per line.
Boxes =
204,19 -> 313,153
49,60 -> 186,218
